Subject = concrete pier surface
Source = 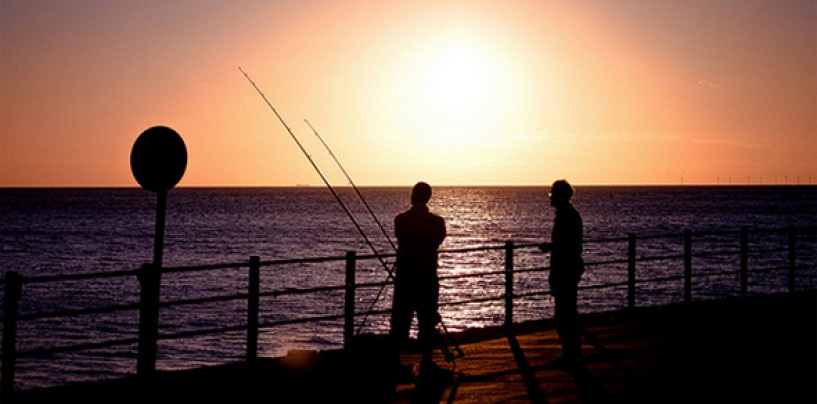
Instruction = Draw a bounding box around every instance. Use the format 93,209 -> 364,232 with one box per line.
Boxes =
14,290 -> 816,403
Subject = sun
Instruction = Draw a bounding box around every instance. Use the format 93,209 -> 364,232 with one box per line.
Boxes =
380,31 -> 523,150
424,45 -> 494,124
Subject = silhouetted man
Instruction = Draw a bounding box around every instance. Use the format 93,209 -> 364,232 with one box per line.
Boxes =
540,179 -> 584,369
390,182 -> 447,375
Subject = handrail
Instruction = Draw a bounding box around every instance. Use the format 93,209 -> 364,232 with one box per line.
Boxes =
1,226 -> 815,395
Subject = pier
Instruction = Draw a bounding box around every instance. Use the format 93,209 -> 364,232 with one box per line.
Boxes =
2,226 -> 816,402
12,290 -> 817,403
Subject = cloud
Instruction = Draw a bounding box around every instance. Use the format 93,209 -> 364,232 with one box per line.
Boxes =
495,129 -> 762,151
696,79 -> 721,89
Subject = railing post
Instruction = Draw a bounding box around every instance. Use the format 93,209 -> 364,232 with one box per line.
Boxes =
504,241 -> 514,329
684,230 -> 692,303
788,227 -> 796,293
2,271 -> 22,402
628,234 -> 637,309
137,263 -> 161,376
247,256 -> 260,362
740,228 -> 748,297
344,251 -> 356,349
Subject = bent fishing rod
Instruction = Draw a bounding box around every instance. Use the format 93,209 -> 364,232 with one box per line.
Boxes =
238,67 -> 393,279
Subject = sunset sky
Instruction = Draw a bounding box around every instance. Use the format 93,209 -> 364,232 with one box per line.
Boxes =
1,0 -> 815,187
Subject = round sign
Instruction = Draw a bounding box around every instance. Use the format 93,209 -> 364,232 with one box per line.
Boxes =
130,126 -> 187,192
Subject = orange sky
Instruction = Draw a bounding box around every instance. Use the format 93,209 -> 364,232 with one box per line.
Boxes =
1,0 -> 815,187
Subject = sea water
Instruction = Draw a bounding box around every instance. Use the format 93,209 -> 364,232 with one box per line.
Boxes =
2,186 -> 816,390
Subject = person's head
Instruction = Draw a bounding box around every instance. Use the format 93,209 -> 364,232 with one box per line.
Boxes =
411,182 -> 432,206
548,179 -> 573,207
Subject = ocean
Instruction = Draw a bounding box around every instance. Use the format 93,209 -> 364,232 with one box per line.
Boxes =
2,186 -> 816,390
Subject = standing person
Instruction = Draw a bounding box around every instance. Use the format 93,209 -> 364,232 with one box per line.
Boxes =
390,182 -> 447,375
540,179 -> 585,369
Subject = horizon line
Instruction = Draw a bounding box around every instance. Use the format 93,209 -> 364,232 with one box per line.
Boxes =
2,183 -> 816,190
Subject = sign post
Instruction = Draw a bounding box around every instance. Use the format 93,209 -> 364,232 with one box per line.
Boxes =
130,125 -> 187,376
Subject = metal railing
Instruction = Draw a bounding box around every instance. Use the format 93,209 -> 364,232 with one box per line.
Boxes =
1,226 -> 815,399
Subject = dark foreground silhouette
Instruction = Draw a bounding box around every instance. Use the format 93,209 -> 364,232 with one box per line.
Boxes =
539,179 -> 585,370
15,291 -> 816,403
390,182 -> 447,375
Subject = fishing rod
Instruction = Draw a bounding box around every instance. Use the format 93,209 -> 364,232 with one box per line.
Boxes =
303,119 -> 398,336
238,67 -> 393,280
302,119 -> 463,362
240,68 -> 462,362
303,119 -> 397,252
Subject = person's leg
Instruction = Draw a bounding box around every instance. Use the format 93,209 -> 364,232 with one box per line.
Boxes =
558,280 -> 581,360
389,282 -> 414,365
416,283 -> 440,368
551,277 -> 581,363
